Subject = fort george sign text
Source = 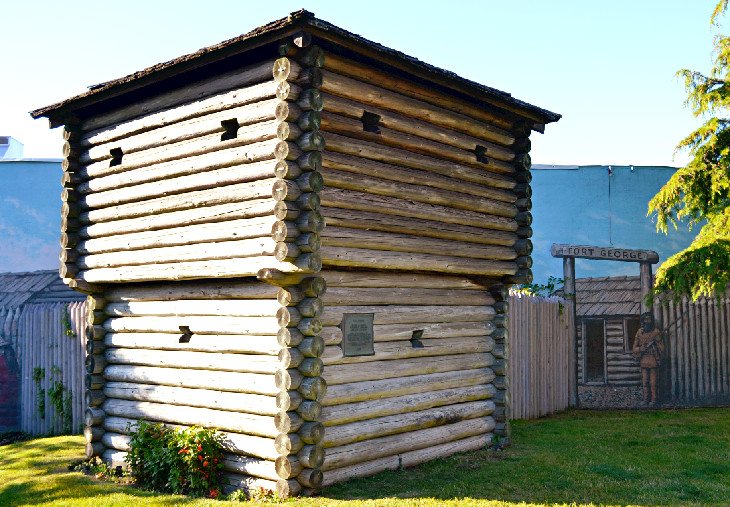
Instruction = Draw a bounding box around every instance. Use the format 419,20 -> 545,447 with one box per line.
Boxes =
551,244 -> 659,264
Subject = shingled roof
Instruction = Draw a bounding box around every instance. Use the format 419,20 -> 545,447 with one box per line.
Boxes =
0,271 -> 85,308
575,276 -> 641,317
30,10 -> 560,130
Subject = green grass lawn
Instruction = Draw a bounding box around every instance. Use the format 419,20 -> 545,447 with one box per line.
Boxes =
1,409 -> 729,506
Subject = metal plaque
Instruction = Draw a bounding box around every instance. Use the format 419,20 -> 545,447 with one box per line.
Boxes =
341,313 -> 375,357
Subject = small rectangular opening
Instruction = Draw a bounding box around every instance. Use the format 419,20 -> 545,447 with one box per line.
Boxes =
624,317 -> 641,353
474,145 -> 489,164
109,148 -> 123,167
220,119 -> 239,141
361,111 -> 381,134
584,319 -> 606,383
410,330 -> 424,348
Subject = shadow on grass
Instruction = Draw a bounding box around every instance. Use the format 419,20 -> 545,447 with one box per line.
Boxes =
321,409 -> 730,506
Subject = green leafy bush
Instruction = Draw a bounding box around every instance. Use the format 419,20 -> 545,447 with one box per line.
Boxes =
125,422 -> 225,498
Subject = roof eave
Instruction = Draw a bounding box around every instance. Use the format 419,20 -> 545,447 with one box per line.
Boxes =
30,10 -> 560,130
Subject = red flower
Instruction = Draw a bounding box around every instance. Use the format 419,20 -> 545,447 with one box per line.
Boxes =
197,444 -> 203,451
209,488 -> 219,498
203,461 -> 209,467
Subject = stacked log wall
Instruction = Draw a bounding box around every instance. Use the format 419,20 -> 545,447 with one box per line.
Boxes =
314,51 -> 533,280
60,51 -> 324,286
577,317 -> 640,385
318,271 -> 498,486
81,278 -> 329,498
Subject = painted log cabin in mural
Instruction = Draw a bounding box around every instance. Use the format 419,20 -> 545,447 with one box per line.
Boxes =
31,10 -> 560,496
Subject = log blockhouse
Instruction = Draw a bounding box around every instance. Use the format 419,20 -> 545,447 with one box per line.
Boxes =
31,10 -> 560,497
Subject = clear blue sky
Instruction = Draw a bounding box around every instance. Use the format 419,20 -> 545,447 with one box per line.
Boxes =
0,1 -> 721,166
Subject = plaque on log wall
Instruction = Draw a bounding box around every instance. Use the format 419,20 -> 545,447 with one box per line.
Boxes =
341,313 -> 375,357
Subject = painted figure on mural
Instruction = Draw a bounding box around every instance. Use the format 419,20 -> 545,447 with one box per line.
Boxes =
632,312 -> 664,406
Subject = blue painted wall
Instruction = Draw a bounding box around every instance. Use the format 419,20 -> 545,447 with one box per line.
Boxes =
0,160 -> 62,272
530,165 -> 697,283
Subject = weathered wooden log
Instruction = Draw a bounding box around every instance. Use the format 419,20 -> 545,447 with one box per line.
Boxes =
86,441 -> 105,459
79,215 -> 275,255
322,321 -> 494,346
320,68 -> 515,140
322,384 -> 496,426
86,390 -> 105,408
322,434 -> 488,487
321,167 -> 515,216
321,305 -> 493,327
85,407 -> 105,426
295,358 -> 323,377
297,445 -> 325,468
323,206 -> 517,248
102,398 -> 288,438
86,374 -> 104,390
322,187 -> 517,234
296,468 -> 323,489
323,151 -> 514,203
82,60 -> 285,133
224,472 -> 302,499
81,118 -> 281,180
78,131 -> 279,192
105,299 -> 279,317
277,390 -> 303,412
323,400 -> 494,448
323,270 -> 484,290
277,327 -> 304,347
298,376 -> 327,401
103,382 -> 280,416
296,318 -> 322,337
85,338 -> 105,355
323,53 -> 539,130
223,455 -> 284,482
84,425 -> 105,443
322,287 -> 492,306
79,256 -> 311,284
105,348 -> 286,374
275,433 -> 303,456
104,332 -> 281,355
86,354 -> 106,375
323,132 -> 514,191
104,315 -> 278,334
297,336 -> 324,358
104,365 -> 279,395
82,151 -> 281,209
514,239 -> 533,256
296,401 -> 321,421
275,369 -> 303,391
105,279 -> 278,302
321,246 -> 517,276
322,336 -> 494,366
101,432 -> 130,452
89,92 -> 297,165
79,237 -> 277,269
322,93 -> 514,158
80,200 -> 274,240
321,111 -> 514,176
274,411 -> 304,434
325,353 -> 494,386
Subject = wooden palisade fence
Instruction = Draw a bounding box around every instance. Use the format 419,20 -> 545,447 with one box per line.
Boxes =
13,302 -> 87,435
658,295 -> 730,404
508,294 -> 573,420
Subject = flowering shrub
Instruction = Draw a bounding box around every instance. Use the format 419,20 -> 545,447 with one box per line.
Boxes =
125,422 -> 225,498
